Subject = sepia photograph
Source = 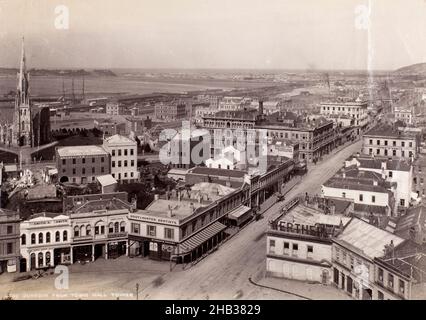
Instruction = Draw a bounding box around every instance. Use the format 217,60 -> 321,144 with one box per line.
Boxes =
0,0 -> 425,312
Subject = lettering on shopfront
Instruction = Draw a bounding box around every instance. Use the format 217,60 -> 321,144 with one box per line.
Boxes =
278,221 -> 328,237
129,214 -> 178,225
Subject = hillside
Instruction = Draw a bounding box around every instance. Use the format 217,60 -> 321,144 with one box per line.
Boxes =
394,63 -> 426,76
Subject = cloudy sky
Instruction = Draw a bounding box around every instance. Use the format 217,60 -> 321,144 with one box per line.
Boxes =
0,0 -> 425,70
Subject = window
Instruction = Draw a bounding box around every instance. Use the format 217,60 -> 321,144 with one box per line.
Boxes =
376,149 -> 380,155
378,291 -> 384,300
72,159 -> 76,165
399,279 -> 405,295
378,268 -> 384,282
393,150 -> 396,156
283,242 -> 289,255
164,228 -> 174,240
21,234 -> 26,245
369,139 -> 373,145
131,223 -> 140,234
46,232 -> 51,243
307,245 -> 313,258
38,252 -> 43,267
114,222 -> 119,233
63,231 -> 68,241
124,160 -> 128,167
369,148 -> 372,155
112,150 -> 116,156
118,161 -> 122,167
131,160 -> 135,167
342,251 -> 347,264
372,195 -> 376,203
269,239 -> 276,254
92,157 -> 95,163
101,157 -> 105,163
74,226 -> 80,237
120,222 -> 125,232
384,149 -> 388,156
82,158 -> 85,164
388,171 -> 393,178
86,225 -> 91,236
359,194 -> 363,202
7,225 -> 13,234
384,140 -> 388,146
72,168 -> 76,175
147,225 -> 156,237
7,242 -> 13,254
124,149 -> 128,156
92,167 -> 95,174
130,149 -> 134,156
377,140 -> 380,145
292,243 -> 298,256
414,177 -> 417,184
101,167 -> 105,173
112,161 -> 115,168
55,231 -> 60,242
350,256 -> 354,270
118,149 -> 122,156
388,274 -> 394,289
393,141 -> 396,147
401,141 -> 405,147
82,168 -> 86,174
31,233 -> 36,244
45,252 -> 51,265
38,233 -> 43,244
401,151 -> 405,157
62,159 -> 66,165
400,199 -> 405,206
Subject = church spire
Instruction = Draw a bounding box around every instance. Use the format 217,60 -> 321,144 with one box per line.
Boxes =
17,37 -> 29,105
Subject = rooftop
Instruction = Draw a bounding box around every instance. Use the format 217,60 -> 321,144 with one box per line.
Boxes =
279,204 -> 351,227
96,174 -> 118,187
347,155 -> 412,172
335,218 -> 405,259
365,125 -> 416,139
57,145 -> 108,158
104,134 -> 136,145
188,167 -> 247,179
145,198 -> 208,219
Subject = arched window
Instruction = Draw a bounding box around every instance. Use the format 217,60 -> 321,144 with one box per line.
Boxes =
63,231 -> 68,241
74,226 -> 80,237
86,225 -> 91,236
120,221 -> 126,233
46,232 -> 51,243
21,234 -> 26,245
108,223 -> 114,233
38,252 -> 44,267
31,233 -> 36,245
55,231 -> 60,242
45,252 -> 51,265
38,233 -> 43,244
114,222 -> 119,233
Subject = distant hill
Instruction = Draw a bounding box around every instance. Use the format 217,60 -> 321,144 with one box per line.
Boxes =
0,68 -> 117,77
394,63 -> 426,76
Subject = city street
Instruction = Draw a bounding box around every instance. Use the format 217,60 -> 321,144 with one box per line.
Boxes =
0,140 -> 361,300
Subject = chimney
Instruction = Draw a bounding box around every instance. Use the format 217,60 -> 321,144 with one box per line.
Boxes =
342,168 -> 346,178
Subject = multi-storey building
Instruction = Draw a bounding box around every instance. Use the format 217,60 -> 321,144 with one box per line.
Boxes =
266,198 -> 350,283
106,102 -> 126,115
201,109 -> 337,163
320,99 -> 368,134
218,96 -> 250,111
128,183 -> 250,262
64,192 -> 133,262
394,107 -> 414,125
20,213 -> 72,271
362,125 -> 418,160
103,134 -> 139,182
0,209 -> 20,273
322,167 -> 396,217
412,151 -> 426,199
155,101 -> 186,121
345,155 -> 413,209
332,218 -> 405,300
56,145 -> 111,184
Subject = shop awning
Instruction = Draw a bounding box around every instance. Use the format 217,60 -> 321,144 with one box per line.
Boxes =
227,205 -> 251,220
179,221 -> 227,254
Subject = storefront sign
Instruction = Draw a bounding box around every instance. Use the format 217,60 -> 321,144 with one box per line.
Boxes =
278,221 -> 328,237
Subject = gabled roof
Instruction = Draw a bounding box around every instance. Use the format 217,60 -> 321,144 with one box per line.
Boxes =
104,134 -> 135,145
335,218 -> 405,259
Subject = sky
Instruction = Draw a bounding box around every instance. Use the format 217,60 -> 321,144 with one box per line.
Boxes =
0,0 -> 425,70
